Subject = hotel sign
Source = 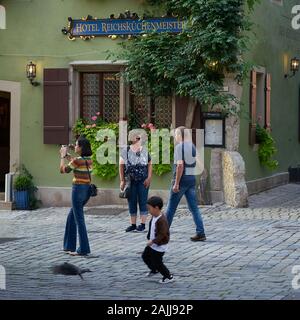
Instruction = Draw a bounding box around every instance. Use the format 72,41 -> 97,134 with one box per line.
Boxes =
62,17 -> 187,40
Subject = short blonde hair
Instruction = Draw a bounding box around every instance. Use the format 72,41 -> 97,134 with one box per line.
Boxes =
175,126 -> 192,140
128,129 -> 148,143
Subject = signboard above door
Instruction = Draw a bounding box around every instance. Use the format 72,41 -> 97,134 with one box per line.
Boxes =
62,13 -> 187,40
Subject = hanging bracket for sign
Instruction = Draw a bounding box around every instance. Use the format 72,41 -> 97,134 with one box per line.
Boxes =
62,13 -> 187,41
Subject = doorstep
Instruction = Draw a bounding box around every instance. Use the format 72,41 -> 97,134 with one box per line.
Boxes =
0,201 -> 14,210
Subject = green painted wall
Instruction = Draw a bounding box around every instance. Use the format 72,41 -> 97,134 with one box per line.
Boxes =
240,0 -> 300,181
0,0 -> 137,188
0,0 -> 211,189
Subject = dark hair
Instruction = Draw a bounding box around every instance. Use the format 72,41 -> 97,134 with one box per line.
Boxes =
77,136 -> 92,157
147,196 -> 163,210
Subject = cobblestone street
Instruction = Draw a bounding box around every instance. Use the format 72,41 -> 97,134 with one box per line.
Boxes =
1,184 -> 300,300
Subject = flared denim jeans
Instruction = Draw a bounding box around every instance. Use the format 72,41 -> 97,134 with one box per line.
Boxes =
63,184 -> 91,255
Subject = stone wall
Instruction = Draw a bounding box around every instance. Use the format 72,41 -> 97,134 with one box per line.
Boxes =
222,151 -> 248,208
209,74 -> 249,207
36,187 -> 186,207
210,149 -> 224,203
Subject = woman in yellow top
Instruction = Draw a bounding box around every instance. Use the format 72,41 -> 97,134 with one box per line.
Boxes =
59,136 -> 93,256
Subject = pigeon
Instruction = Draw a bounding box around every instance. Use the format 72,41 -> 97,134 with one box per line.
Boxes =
51,262 -> 91,280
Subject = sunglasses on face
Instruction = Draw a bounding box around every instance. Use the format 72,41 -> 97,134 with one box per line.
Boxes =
130,137 -> 141,143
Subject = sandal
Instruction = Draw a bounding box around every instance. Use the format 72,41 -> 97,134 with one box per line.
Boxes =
69,251 -> 89,257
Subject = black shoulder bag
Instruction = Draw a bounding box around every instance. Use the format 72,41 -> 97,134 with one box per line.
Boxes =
119,146 -> 131,199
85,160 -> 98,197
119,180 -> 131,199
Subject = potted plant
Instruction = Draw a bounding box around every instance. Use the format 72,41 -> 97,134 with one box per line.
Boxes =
255,124 -> 279,170
13,166 -> 39,210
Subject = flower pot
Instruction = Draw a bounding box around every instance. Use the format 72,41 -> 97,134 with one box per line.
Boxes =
14,190 -> 30,210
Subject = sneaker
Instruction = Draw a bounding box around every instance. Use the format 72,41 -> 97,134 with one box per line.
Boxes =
136,224 -> 146,232
159,275 -> 174,284
190,234 -> 206,242
146,271 -> 158,277
125,225 -> 136,232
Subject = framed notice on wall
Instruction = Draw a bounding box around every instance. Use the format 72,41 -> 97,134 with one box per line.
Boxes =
203,112 -> 225,148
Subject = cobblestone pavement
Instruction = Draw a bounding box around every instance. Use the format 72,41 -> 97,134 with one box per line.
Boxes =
1,184 -> 300,300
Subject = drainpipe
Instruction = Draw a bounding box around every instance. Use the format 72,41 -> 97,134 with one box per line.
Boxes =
0,5 -> 6,30
4,173 -> 14,202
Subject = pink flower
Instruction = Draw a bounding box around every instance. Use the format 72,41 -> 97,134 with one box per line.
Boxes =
96,112 -> 100,116
92,124 -> 97,128
141,123 -> 147,129
86,125 -> 92,129
91,116 -> 97,121
150,126 -> 156,132
148,123 -> 154,129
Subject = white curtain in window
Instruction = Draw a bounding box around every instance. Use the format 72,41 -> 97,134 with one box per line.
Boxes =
0,5 -> 6,29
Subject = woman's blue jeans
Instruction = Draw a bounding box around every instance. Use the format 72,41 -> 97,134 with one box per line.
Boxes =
63,184 -> 91,255
127,180 -> 149,216
165,180 -> 205,236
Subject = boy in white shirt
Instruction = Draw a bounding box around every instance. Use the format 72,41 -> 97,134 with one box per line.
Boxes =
142,196 -> 174,284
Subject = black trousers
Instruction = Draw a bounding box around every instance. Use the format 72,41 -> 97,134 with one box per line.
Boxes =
142,246 -> 171,278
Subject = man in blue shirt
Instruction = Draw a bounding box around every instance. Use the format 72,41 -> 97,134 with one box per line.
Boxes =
165,126 -> 206,241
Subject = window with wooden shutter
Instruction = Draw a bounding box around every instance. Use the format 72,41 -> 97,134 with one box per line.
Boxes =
43,69 -> 69,144
130,92 -> 172,128
103,73 -> 120,123
249,70 -> 257,145
154,96 -> 173,128
80,72 -> 119,123
265,73 -> 271,132
249,68 -> 272,144
130,94 -> 150,126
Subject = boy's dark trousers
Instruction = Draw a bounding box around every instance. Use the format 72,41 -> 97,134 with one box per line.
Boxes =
142,246 -> 171,278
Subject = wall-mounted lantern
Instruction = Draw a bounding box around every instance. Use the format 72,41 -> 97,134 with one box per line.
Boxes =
26,61 -> 40,86
285,57 -> 300,78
